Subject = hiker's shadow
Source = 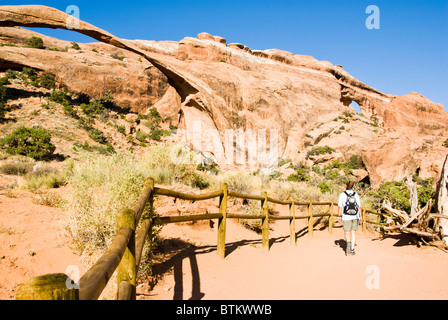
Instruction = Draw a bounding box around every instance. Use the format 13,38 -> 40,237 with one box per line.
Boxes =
334,239 -> 347,253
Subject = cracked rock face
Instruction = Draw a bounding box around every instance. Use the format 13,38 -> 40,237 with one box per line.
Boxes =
1,5 -> 447,184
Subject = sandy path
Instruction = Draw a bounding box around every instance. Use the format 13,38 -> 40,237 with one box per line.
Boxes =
2,188 -> 448,300
143,219 -> 448,300
0,189 -> 84,300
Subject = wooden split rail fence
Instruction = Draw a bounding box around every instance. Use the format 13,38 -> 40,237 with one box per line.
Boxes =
15,177 -> 387,300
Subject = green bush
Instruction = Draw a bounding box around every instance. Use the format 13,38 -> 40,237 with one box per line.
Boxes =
5,69 -> 18,80
48,90 -> 70,104
0,77 -> 9,86
319,181 -> 331,194
307,145 -> 335,157
368,181 -> 411,213
63,104 -> 78,118
111,53 -> 125,61
39,74 -> 56,89
0,85 -> 7,104
146,107 -> 162,131
88,128 -> 107,144
149,129 -> 170,141
136,131 -> 149,143
81,100 -> 105,116
0,85 -> 7,119
78,116 -> 95,131
0,127 -> 56,160
368,176 -> 436,213
287,168 -> 310,182
27,37 -> 44,49
22,67 -> 36,77
71,42 -> 80,50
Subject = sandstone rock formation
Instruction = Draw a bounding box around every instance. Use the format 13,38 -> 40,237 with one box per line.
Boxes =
0,5 -> 447,186
362,93 -> 448,186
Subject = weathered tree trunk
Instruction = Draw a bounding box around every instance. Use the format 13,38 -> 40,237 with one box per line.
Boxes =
381,168 -> 448,250
435,154 -> 448,243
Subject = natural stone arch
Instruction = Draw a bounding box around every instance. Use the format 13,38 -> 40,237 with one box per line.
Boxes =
0,5 -> 200,102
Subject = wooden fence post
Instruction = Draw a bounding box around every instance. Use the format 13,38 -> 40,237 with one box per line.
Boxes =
289,197 -> 296,246
15,273 -> 79,300
217,183 -> 228,259
308,199 -> 314,237
261,192 -> 269,251
329,202 -> 334,234
116,208 -> 136,300
135,178 -> 155,270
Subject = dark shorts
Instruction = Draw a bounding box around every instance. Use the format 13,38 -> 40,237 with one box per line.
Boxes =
343,219 -> 359,231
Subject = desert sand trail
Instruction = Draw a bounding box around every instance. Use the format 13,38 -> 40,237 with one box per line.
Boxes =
2,190 -> 448,300
143,219 -> 448,300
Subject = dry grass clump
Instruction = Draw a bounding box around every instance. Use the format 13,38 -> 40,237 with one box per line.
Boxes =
61,152 -> 147,266
60,143 -> 216,267
0,155 -> 68,190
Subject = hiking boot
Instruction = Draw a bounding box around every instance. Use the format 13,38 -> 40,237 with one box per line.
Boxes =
345,241 -> 351,256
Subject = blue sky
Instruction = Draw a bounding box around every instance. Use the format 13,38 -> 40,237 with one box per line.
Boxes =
8,0 -> 448,110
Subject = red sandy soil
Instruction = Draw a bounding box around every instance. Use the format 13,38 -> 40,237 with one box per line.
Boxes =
140,219 -> 448,300
0,188 -> 84,300
1,187 -> 448,300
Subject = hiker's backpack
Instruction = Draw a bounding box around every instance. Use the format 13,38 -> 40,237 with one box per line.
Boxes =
343,191 -> 359,215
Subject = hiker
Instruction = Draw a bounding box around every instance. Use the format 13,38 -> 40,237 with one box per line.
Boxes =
338,181 -> 362,256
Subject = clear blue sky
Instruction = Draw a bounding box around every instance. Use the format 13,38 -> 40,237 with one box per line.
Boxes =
8,0 -> 448,110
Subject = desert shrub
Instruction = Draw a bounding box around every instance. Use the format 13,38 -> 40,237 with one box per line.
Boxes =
368,177 -> 436,214
149,129 -> 170,141
116,125 -> 126,134
0,84 -> 7,103
0,77 -> 9,86
61,152 -> 148,264
4,69 -> 18,80
33,190 -> 63,207
48,90 -> 70,104
367,181 -> 411,213
0,85 -> 7,119
0,156 -> 34,175
78,116 -> 95,131
27,37 -> 44,49
197,162 -> 219,175
88,128 -> 107,144
220,171 -> 258,194
39,74 -> 56,89
345,155 -> 365,170
63,104 -> 78,118
443,139 -> 448,148
307,145 -> 335,157
22,67 -> 36,77
71,42 -> 80,50
80,100 -> 105,116
23,170 -> 67,190
136,131 -> 149,143
139,143 -> 213,190
319,181 -> 331,194
0,127 -> 56,161
111,53 -> 125,61
147,107 -> 162,130
287,168 -> 310,182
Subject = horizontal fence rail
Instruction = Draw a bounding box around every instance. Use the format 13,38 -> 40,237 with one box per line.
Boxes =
16,177 -> 423,300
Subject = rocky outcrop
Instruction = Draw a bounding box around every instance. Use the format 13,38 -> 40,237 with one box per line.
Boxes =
362,93 -> 448,187
1,5 -> 447,185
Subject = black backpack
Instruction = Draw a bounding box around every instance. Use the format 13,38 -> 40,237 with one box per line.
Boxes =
343,191 -> 359,215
